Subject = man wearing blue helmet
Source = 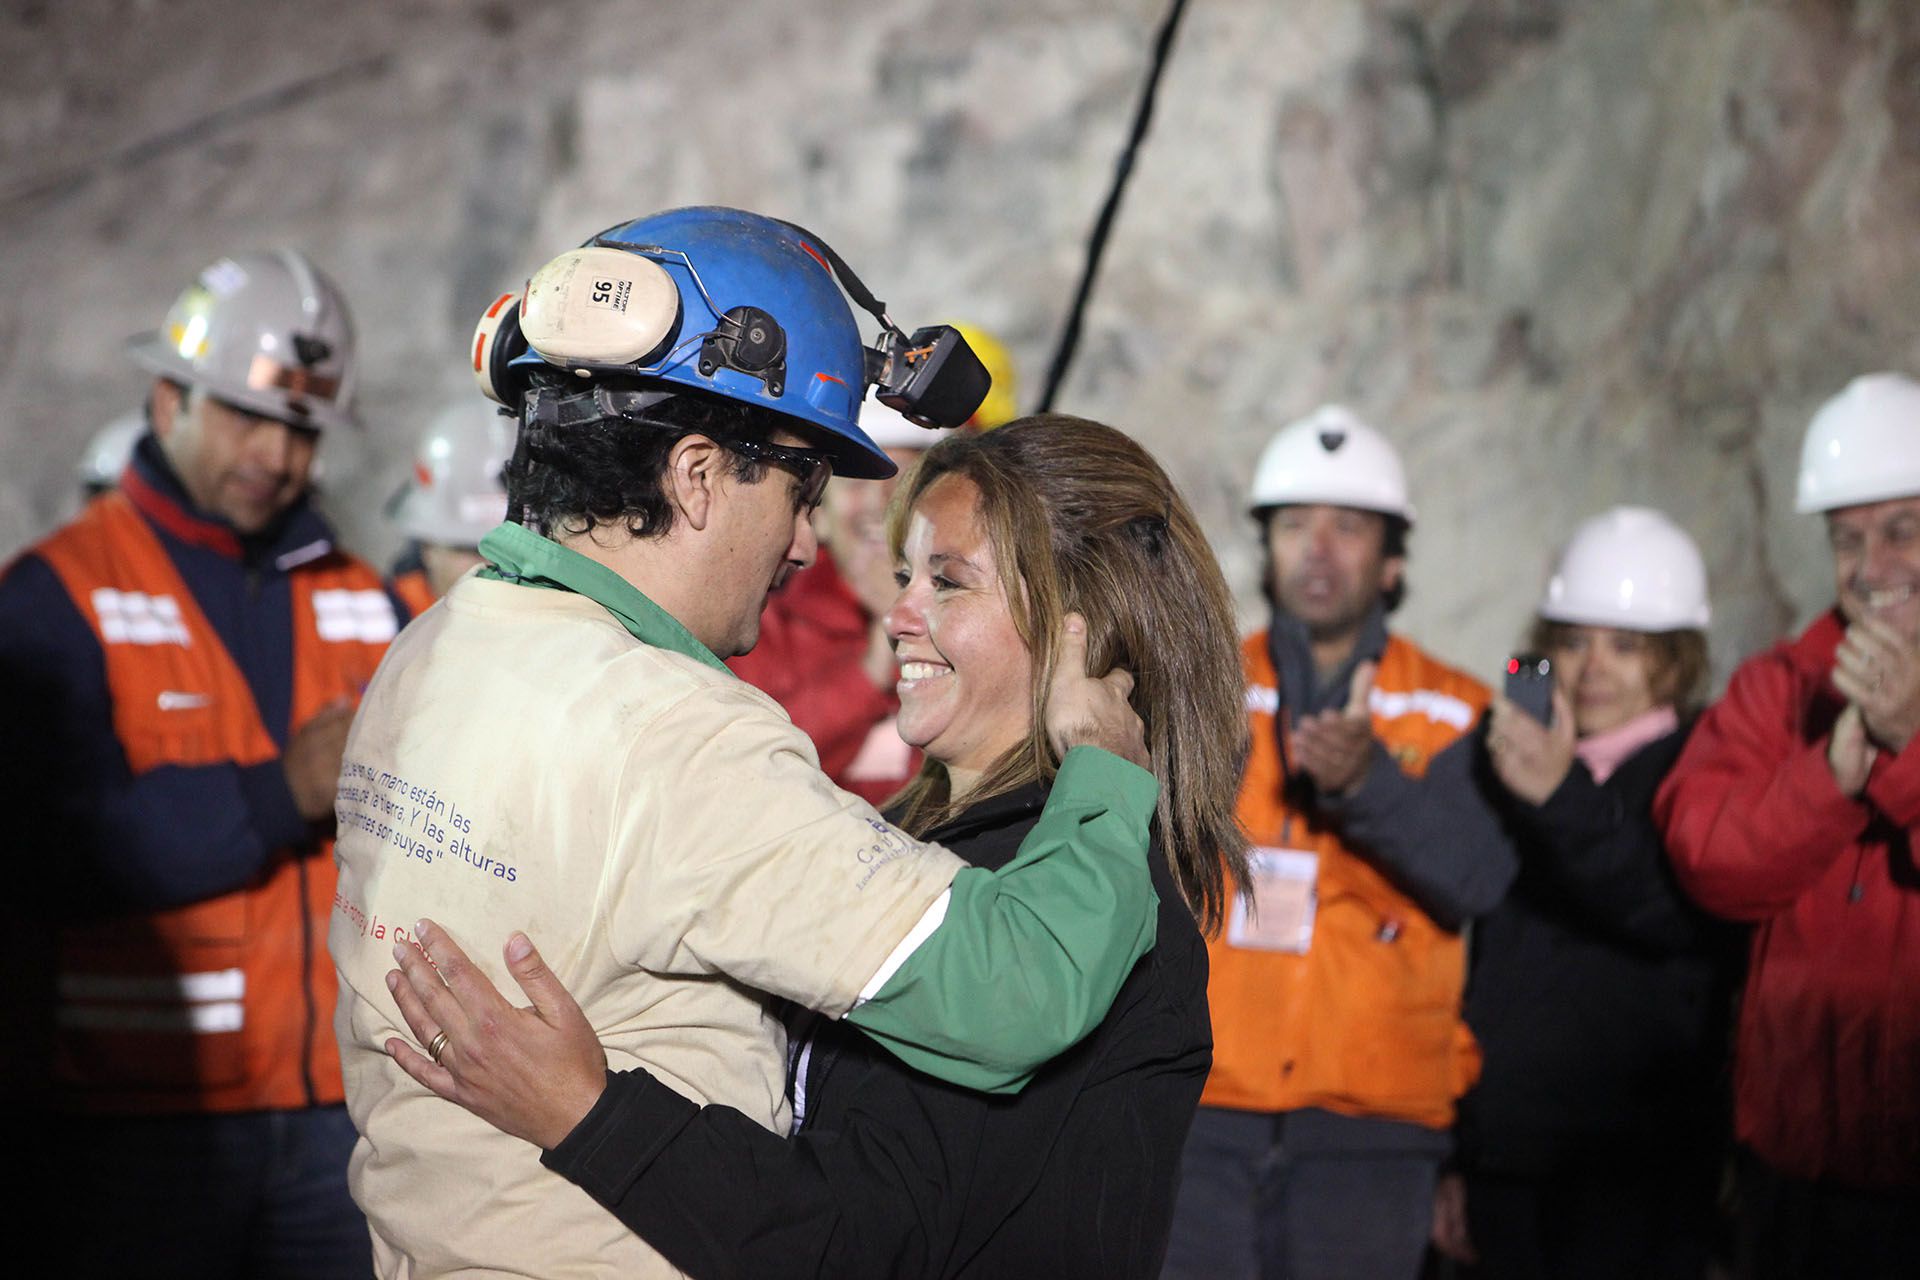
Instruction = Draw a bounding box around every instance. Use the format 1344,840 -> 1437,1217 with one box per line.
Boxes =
328,207 -> 1161,1277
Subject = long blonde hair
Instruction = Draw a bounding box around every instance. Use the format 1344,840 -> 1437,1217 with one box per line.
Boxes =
886,415 -> 1249,933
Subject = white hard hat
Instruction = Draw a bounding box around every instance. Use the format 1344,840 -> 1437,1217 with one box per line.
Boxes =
127,250 -> 357,433
76,412 -> 144,492
859,392 -> 951,452
1248,404 -> 1415,523
1796,372 -> 1920,513
395,401 -> 514,547
1540,506 -> 1710,631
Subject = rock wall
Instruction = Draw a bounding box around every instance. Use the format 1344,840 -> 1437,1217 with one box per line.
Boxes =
6,0 -> 1917,682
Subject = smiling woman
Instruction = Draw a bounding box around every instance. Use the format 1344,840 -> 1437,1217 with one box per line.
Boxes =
887,472 -> 1036,795
885,416 -> 1251,935
384,413 -> 1252,1279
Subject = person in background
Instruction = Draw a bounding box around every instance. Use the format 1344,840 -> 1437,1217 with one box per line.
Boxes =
1432,506 -> 1742,1280
75,411 -> 144,502
387,400 -> 513,613
1656,372 -> 1920,1279
0,249 -> 395,1277
727,394 -> 950,803
1164,406 -> 1517,1280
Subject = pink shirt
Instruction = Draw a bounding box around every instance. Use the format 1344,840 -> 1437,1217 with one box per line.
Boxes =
1575,704 -> 1679,783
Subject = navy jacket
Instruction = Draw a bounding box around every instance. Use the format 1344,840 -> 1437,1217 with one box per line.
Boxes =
0,434 -> 408,915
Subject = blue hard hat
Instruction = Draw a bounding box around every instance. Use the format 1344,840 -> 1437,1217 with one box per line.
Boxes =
508,206 -> 894,479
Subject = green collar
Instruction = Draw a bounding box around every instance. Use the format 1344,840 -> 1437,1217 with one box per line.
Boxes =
475,522 -> 728,672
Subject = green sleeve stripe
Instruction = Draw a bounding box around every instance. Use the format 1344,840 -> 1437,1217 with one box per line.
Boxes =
845,746 -> 1159,1093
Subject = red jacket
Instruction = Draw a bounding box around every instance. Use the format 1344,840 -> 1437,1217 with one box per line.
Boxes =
728,549 -> 919,807
1655,610 -> 1920,1188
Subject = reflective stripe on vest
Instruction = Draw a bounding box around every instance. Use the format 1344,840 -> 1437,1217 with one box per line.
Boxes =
57,968 -> 247,1034
34,492 -> 395,1114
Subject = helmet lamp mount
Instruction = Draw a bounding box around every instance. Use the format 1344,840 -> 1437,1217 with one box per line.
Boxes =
868,324 -> 991,431
701,305 -> 787,396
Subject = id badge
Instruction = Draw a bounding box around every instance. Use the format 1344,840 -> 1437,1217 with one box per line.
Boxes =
1227,847 -> 1318,953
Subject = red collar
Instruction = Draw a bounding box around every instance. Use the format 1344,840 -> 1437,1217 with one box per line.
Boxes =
121,465 -> 243,559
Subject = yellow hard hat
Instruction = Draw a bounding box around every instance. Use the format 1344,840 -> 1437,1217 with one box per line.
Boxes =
951,323 -> 1019,430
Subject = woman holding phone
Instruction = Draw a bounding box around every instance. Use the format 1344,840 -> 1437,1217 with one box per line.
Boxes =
385,415 -> 1249,1279
1432,506 -> 1743,1279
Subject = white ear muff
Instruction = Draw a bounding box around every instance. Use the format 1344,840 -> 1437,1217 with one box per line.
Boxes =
471,292 -> 526,406
519,246 -> 681,371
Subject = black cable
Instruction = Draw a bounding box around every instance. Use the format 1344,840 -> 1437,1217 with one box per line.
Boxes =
775,218 -> 904,338
1037,0 -> 1194,413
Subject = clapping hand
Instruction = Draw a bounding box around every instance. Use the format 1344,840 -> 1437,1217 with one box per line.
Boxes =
1292,662 -> 1378,797
1832,615 -> 1920,753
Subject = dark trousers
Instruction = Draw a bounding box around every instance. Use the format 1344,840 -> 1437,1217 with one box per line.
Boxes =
1733,1149 -> 1920,1280
1460,1162 -> 1719,1280
1163,1104 -> 1446,1280
53,1106 -> 369,1279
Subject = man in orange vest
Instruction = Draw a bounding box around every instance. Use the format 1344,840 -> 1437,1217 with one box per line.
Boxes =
0,251 -> 402,1277
1163,407 -> 1516,1280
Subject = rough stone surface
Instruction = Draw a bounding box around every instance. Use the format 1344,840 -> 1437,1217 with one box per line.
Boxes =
6,0 -> 1919,684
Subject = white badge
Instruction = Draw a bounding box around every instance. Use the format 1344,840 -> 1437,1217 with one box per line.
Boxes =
1227,847 -> 1319,954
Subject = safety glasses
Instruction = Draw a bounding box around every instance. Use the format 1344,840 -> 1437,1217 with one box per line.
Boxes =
724,435 -> 832,510
522,381 -> 832,508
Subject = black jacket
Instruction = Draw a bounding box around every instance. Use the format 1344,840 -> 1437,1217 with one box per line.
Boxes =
1456,724 -> 1744,1176
543,782 -> 1212,1279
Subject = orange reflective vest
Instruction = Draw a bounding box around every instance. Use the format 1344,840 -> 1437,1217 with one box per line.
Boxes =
34,493 -> 394,1113
1202,630 -> 1490,1129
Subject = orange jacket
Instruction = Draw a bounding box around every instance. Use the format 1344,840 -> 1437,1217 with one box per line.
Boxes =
34,493 -> 393,1113
390,567 -> 437,618
1202,630 -> 1490,1129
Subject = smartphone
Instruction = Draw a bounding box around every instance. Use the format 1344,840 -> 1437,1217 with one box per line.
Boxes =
1504,653 -> 1554,726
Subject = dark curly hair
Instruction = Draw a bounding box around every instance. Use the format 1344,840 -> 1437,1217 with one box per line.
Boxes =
503,378 -> 787,538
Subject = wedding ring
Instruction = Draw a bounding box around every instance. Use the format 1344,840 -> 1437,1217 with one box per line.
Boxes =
427,1030 -> 450,1065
